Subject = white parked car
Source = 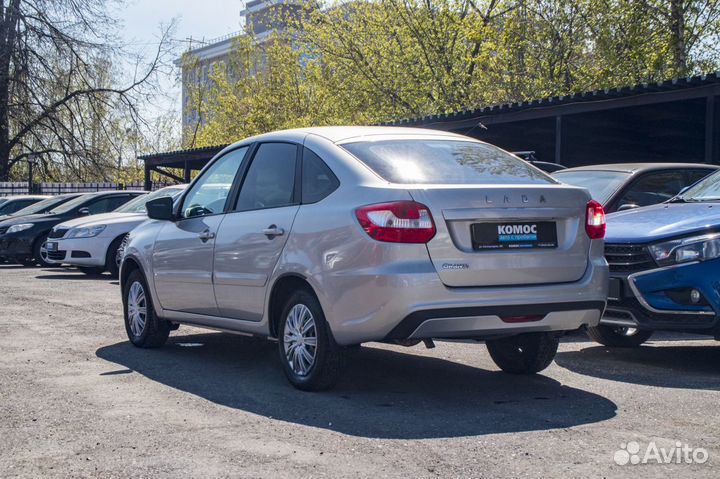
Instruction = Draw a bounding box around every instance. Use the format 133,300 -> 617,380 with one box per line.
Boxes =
45,185 -> 186,276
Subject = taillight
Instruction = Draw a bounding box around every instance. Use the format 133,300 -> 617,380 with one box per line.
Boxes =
355,201 -> 436,243
585,200 -> 606,239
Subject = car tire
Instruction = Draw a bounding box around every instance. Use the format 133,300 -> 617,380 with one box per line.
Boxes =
486,332 -> 559,374
277,288 -> 344,391
105,235 -> 126,278
586,324 -> 653,347
33,235 -> 52,267
123,269 -> 170,348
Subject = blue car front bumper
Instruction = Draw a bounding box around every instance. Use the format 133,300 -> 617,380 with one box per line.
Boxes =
603,258 -> 720,334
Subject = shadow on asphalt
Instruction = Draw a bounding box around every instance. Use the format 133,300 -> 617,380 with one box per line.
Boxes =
97,333 -> 617,439
556,343 -> 720,390
34,268 -> 111,280
0,264 -> 36,269
35,273 -> 104,280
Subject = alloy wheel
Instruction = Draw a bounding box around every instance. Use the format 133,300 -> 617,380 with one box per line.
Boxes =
283,304 -> 318,377
127,281 -> 147,337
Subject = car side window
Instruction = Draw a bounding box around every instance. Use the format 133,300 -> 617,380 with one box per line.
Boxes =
106,195 -> 134,212
617,171 -> 686,207
236,143 -> 298,211
302,148 -> 339,204
84,197 -> 116,214
3,200 -> 32,213
687,169 -> 714,185
18,200 -> 36,210
182,147 -> 248,219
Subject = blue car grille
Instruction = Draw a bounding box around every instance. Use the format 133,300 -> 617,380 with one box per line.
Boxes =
604,244 -> 656,274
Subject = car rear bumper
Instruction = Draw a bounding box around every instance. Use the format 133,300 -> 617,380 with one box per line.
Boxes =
44,237 -> 109,266
385,301 -> 605,340
318,249 -> 608,345
601,260 -> 720,332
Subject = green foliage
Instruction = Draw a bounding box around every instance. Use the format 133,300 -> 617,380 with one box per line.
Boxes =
186,0 -> 720,147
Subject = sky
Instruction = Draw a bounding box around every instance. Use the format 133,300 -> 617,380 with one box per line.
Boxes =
114,0 -> 244,114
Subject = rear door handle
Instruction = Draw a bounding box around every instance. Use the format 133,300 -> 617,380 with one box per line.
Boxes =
198,229 -> 216,242
262,225 -> 285,238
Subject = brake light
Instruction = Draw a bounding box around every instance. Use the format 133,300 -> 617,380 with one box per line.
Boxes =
585,200 -> 606,239
355,201 -> 436,243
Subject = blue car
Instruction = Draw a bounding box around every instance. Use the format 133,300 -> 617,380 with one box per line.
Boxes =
590,169 -> 720,347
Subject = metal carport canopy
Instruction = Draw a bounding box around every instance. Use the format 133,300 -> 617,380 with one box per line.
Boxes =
138,144 -> 228,190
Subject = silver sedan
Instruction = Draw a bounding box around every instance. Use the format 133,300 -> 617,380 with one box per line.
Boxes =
120,126 -> 609,390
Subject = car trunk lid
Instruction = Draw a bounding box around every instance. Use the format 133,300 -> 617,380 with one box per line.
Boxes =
409,185 -> 591,287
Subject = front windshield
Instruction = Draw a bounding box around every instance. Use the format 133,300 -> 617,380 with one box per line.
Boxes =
11,196 -> 75,216
682,170 -> 720,202
115,187 -> 184,213
48,193 -> 93,214
553,170 -> 631,204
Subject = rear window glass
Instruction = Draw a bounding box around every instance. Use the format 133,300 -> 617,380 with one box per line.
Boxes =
341,139 -> 555,185
553,170 -> 631,204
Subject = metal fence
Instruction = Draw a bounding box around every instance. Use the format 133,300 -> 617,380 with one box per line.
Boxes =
0,181 -> 172,196
0,182 -> 28,196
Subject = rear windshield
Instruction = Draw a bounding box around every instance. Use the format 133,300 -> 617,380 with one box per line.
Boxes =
341,139 -> 555,185
553,170 -> 631,204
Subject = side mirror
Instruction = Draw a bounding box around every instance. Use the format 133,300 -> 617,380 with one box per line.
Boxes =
78,207 -> 91,216
617,203 -> 640,212
146,196 -> 175,221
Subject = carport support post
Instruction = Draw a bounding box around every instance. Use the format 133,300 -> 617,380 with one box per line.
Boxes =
554,115 -> 564,165
27,159 -> 33,194
706,95 -> 717,164
144,162 -> 152,191
184,160 -> 191,183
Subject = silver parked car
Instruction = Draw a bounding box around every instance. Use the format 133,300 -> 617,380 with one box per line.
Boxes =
120,127 -> 609,390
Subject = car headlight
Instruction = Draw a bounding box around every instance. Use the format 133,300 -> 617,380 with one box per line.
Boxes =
66,225 -> 106,239
649,234 -> 720,266
6,223 -> 33,234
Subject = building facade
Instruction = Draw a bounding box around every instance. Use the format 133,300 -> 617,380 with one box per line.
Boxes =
178,0 -> 306,142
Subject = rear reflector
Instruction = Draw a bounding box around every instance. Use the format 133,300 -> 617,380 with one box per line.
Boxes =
355,201 -> 436,243
500,315 -> 545,323
585,200 -> 606,239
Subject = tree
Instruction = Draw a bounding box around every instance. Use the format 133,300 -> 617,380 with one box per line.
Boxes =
0,0 -> 175,181
188,0 -> 720,147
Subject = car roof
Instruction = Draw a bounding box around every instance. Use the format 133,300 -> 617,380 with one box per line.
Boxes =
555,163 -> 720,174
0,195 -> 49,200
77,190 -> 144,198
53,193 -> 84,199
157,184 -> 187,191
229,126 -> 470,146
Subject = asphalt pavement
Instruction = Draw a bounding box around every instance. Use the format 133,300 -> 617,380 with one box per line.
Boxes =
0,264 -> 718,478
